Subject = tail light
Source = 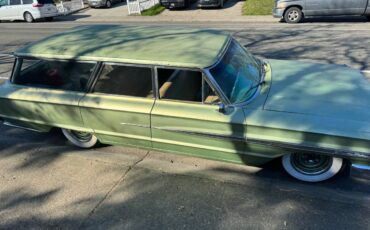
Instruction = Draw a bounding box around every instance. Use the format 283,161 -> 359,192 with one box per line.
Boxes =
32,3 -> 44,7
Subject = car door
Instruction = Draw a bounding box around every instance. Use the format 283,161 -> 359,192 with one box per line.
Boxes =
150,67 -> 247,163
79,63 -> 155,148
1,57 -> 97,132
305,0 -> 368,16
7,0 -> 23,19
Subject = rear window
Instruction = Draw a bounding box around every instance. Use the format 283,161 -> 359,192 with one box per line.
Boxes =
22,0 -> 33,4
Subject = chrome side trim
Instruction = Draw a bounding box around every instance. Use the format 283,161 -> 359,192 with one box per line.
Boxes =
3,121 -> 44,133
352,164 -> 370,171
153,126 -> 370,160
120,122 -> 150,128
154,126 -> 244,142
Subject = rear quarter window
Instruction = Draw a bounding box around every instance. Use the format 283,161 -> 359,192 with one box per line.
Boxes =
13,58 -> 96,92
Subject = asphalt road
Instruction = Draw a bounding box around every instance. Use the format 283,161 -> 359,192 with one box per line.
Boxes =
0,21 -> 369,229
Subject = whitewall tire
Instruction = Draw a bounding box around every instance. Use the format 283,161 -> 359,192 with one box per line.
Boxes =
62,129 -> 98,148
282,153 -> 343,182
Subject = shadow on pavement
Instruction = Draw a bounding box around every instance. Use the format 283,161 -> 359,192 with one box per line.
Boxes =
0,125 -> 369,229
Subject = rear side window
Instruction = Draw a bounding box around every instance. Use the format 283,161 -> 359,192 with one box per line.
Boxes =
22,0 -> 34,4
9,0 -> 20,5
93,64 -> 153,98
13,58 -> 96,92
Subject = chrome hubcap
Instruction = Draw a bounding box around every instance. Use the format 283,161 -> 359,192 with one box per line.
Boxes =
288,10 -> 299,21
291,153 -> 333,175
70,131 -> 93,143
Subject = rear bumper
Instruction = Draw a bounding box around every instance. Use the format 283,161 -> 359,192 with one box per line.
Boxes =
272,7 -> 285,18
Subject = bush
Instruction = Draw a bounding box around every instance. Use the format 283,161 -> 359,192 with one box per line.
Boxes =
141,4 -> 165,16
242,0 -> 275,15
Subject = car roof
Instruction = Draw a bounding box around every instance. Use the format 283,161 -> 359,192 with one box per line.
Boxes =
14,25 -> 231,69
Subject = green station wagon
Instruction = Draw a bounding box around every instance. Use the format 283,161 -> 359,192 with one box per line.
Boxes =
0,25 -> 369,182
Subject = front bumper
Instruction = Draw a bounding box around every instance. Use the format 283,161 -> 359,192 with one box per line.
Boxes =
198,0 -> 220,7
272,7 -> 285,18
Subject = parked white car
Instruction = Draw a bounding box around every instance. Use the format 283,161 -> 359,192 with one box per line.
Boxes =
0,0 -> 60,22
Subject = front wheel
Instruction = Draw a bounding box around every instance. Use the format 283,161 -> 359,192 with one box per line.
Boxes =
24,12 -> 34,23
62,129 -> 98,148
106,0 -> 112,8
282,153 -> 343,182
284,7 -> 303,23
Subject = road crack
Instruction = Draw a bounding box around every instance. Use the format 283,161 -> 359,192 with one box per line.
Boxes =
80,150 -> 150,227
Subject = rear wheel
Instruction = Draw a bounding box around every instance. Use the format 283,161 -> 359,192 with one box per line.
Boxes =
62,129 -> 98,148
284,7 -> 302,23
24,12 -> 34,23
282,153 -> 343,182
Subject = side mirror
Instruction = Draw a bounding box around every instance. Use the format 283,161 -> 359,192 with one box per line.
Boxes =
218,103 -> 226,113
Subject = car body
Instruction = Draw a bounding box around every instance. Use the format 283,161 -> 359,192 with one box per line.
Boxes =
273,0 -> 370,23
0,25 -> 369,182
198,0 -> 225,8
160,0 -> 195,9
87,0 -> 121,8
0,0 -> 59,22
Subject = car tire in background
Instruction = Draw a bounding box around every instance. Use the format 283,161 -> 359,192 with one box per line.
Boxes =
284,7 -> 303,23
62,129 -> 98,148
366,15 -> 370,21
106,0 -> 112,8
282,153 -> 344,182
219,0 -> 223,8
24,12 -> 34,23
45,17 -> 53,22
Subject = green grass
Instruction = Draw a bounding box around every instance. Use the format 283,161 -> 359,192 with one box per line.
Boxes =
141,4 -> 166,16
242,0 -> 275,15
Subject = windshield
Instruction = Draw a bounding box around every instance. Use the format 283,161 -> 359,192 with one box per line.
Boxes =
209,40 -> 261,104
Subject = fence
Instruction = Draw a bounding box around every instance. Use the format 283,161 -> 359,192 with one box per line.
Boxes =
127,0 -> 159,15
56,0 -> 85,15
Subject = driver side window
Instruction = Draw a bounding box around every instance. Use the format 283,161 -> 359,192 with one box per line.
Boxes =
157,67 -> 221,104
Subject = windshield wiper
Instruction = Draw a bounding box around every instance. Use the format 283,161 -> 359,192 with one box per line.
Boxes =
244,62 -> 267,97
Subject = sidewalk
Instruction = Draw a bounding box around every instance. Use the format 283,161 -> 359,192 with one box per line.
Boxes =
57,1 -> 277,23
